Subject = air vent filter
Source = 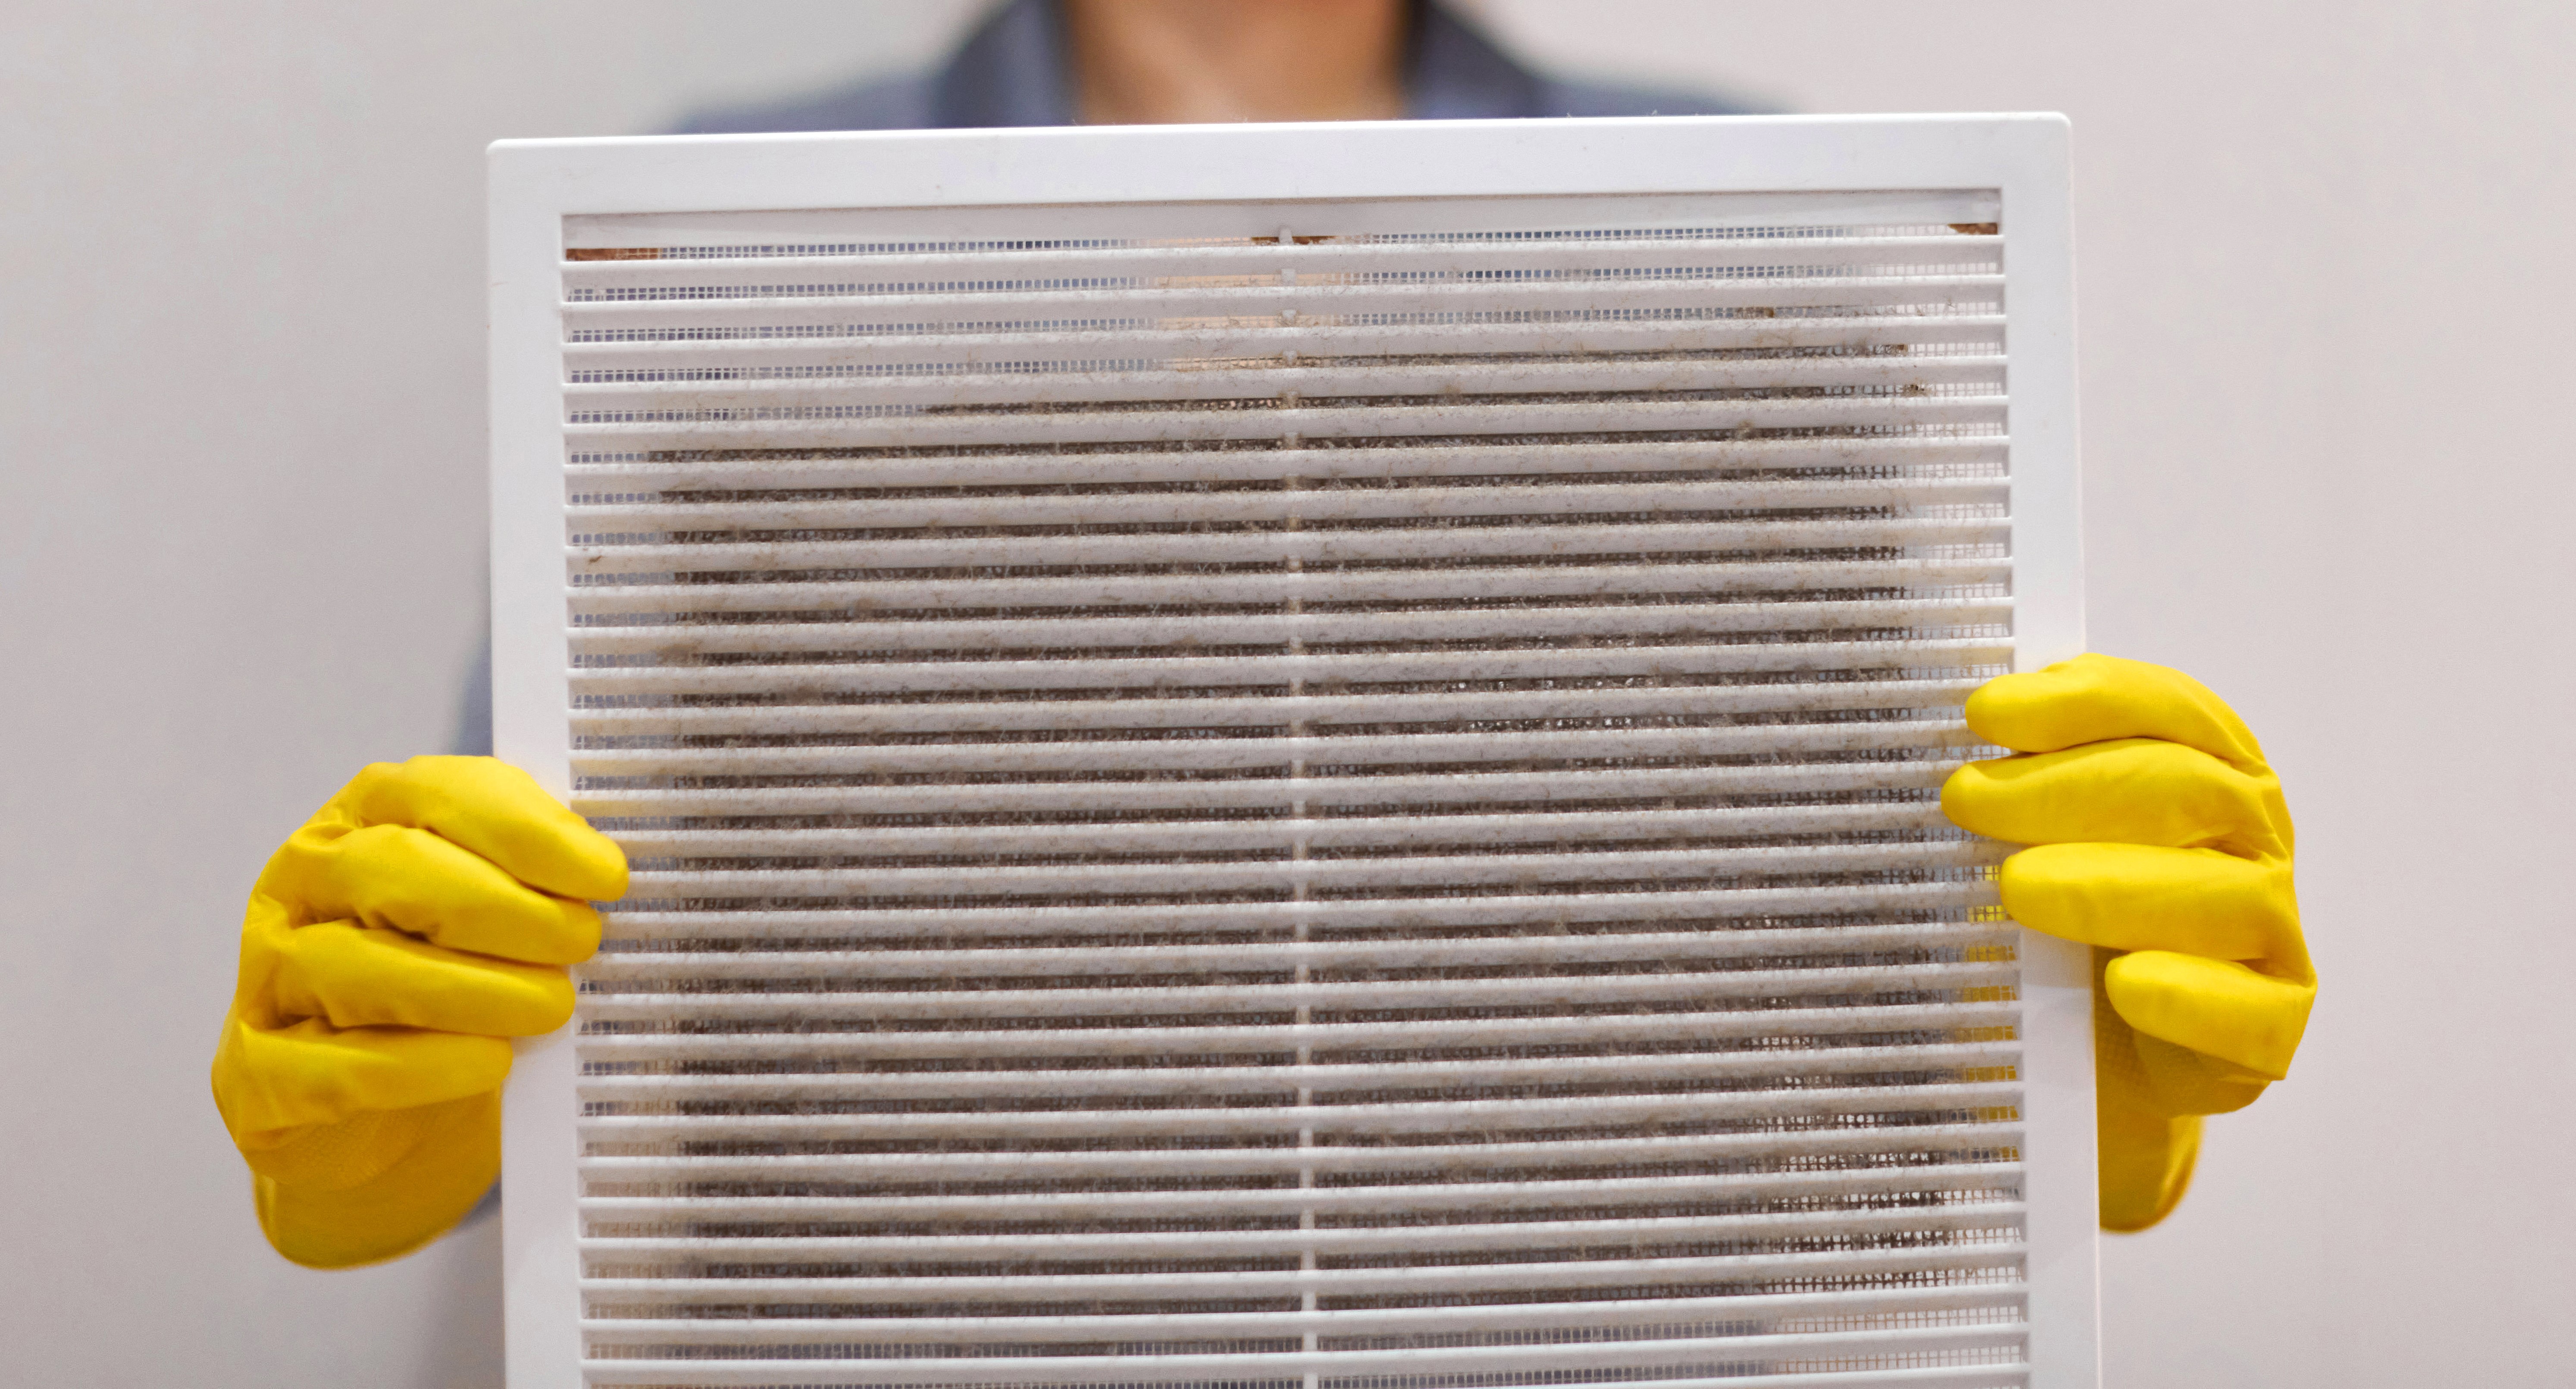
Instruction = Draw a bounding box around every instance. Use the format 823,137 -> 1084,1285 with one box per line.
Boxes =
490,116 -> 2098,1389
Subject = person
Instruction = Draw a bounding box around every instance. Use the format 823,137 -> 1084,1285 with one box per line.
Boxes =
210,0 -> 2317,1269
681,0 -> 1740,135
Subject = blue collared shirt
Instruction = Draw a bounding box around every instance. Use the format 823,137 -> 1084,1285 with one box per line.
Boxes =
676,0 -> 1741,134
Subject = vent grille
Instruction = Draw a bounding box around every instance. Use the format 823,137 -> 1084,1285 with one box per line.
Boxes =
554,203 -> 2034,1388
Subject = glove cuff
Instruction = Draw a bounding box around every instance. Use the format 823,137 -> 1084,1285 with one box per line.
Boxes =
2090,946 -> 2219,1231
254,1092 -> 501,1268
2098,1104 -> 2201,1232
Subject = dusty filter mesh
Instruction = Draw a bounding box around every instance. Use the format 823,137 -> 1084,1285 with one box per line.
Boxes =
554,208 -> 2031,1386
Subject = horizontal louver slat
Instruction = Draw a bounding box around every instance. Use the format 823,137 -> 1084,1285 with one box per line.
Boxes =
571,1240 -> 2028,1302
559,232 -> 2001,293
560,270 -> 2003,332
573,1001 -> 2021,1060
568,436 -> 2004,490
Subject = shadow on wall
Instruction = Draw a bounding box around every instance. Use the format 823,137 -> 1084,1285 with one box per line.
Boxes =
411,1219 -> 503,1389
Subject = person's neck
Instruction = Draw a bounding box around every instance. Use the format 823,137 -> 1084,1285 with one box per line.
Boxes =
1064,0 -> 1409,125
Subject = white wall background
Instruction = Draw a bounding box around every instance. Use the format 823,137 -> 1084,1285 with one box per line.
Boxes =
1,2 -> 2567,1383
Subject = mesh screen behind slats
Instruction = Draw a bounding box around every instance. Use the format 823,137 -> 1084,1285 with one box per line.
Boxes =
553,197 -> 2033,1388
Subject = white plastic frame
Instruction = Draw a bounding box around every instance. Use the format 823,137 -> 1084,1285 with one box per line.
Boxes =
490,114 -> 2095,1388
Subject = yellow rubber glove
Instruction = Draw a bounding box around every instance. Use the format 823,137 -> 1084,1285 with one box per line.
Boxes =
210,757 -> 625,1267
1941,655 -> 2316,1231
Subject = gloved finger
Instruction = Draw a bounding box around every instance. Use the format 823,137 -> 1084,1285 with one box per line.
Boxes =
1998,842 -> 2304,968
262,919 -> 576,1035
270,823 -> 603,964
2130,1026 -> 2272,1118
1941,738 -> 2281,854
238,1094 -> 477,1192
2093,945 -> 2276,1123
2102,949 -> 2314,1079
1965,654 -> 2266,771
211,1014 -> 513,1141
339,757 -> 626,903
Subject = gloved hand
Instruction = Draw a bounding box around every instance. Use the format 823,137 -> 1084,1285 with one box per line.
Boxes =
210,757 -> 625,1267
1941,654 -> 2316,1231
